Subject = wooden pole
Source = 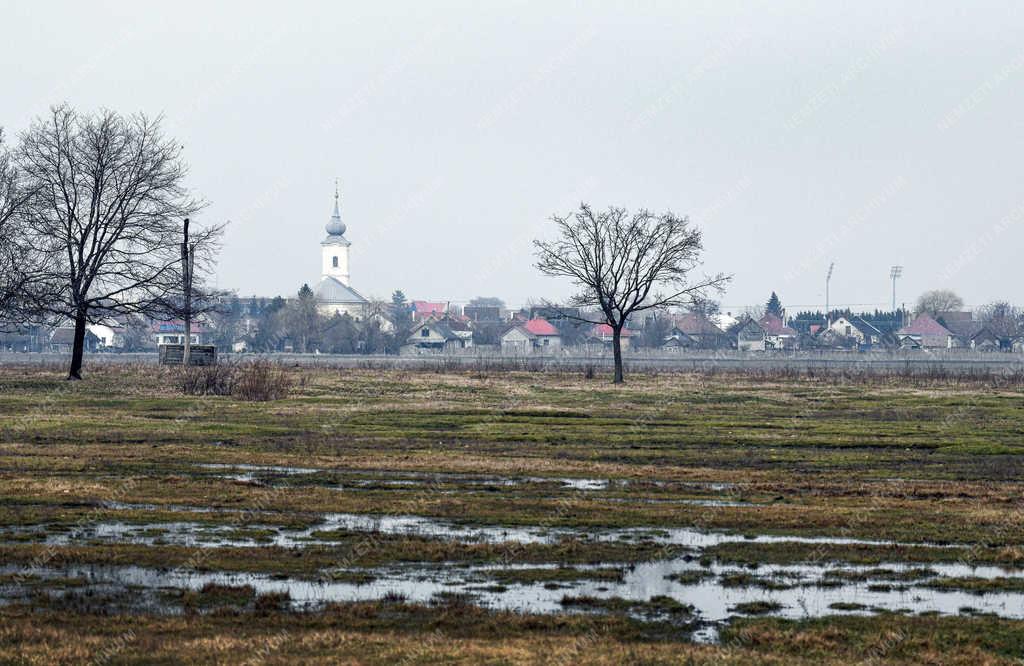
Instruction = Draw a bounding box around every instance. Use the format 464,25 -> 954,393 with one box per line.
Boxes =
182,218 -> 192,367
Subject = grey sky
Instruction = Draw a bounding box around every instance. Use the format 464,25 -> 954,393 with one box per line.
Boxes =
4,1 -> 1023,312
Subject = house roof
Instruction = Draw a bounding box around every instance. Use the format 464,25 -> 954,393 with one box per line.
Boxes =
939,317 -> 984,338
758,314 -> 797,336
412,301 -> 447,316
410,317 -> 459,341
971,326 -> 1000,342
897,313 -> 952,337
49,328 -> 99,344
831,316 -> 883,338
443,317 -> 472,332
850,316 -> 883,336
315,276 -> 368,304
591,323 -> 635,337
522,318 -> 560,336
673,313 -> 725,336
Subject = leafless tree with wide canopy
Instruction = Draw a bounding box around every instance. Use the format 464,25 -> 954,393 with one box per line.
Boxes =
535,203 -> 729,383
17,105 -> 217,379
0,129 -> 42,323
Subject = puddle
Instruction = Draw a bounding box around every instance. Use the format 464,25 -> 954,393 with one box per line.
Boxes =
36,504 -> 966,553
191,464 -> 741,495
195,463 -> 320,483
5,498 -> 1022,637
4,557 -> 1022,629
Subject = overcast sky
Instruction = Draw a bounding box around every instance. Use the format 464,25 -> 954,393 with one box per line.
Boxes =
4,1 -> 1023,312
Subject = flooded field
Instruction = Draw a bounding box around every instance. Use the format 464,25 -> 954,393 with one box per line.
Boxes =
2,365 -> 1023,663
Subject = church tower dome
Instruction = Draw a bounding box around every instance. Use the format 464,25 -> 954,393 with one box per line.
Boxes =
325,182 -> 347,237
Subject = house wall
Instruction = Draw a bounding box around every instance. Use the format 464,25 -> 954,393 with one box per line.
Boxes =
738,338 -> 766,352
406,324 -> 451,348
537,335 -> 561,351
736,323 -> 766,351
590,335 -> 631,350
501,328 -> 562,353
828,318 -> 866,344
88,324 -> 118,348
922,334 -> 952,349
501,328 -> 531,354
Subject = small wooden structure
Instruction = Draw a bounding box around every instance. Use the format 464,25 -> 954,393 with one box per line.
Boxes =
159,344 -> 217,366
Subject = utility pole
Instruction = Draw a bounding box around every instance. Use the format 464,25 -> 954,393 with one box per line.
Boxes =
181,218 -> 196,367
890,265 -> 903,313
825,262 -> 834,328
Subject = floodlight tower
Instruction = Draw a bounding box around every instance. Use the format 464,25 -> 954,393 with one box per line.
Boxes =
825,262 -> 835,327
890,265 -> 903,313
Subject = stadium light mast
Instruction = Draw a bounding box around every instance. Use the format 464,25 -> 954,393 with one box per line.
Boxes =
825,262 -> 835,327
890,265 -> 903,313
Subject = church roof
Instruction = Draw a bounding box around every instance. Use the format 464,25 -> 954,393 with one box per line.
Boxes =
315,276 -> 368,304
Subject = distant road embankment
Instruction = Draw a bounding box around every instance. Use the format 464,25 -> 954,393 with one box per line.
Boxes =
4,350 -> 1024,377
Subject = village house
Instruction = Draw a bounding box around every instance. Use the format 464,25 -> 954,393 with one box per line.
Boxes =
87,320 -> 127,350
586,323 -> 635,350
402,316 -> 472,354
825,315 -> 884,348
0,330 -> 38,353
411,300 -> 448,323
500,318 -> 562,353
896,314 -> 954,349
151,320 -> 211,347
731,317 -> 767,351
758,314 -> 799,349
48,327 -> 100,354
934,313 -> 1004,350
665,312 -> 730,349
967,326 -> 1002,351
661,328 -> 694,349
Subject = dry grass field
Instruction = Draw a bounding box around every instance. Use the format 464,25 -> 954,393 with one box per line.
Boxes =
0,363 -> 1022,664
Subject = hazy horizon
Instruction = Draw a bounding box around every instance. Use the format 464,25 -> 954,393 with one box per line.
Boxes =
4,1 -> 1023,312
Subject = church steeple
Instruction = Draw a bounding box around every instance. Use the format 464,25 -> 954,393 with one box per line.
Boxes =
321,181 -> 351,286
325,179 -> 346,237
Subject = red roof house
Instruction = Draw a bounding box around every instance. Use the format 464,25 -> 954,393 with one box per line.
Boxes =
500,318 -> 562,353
522,318 -> 560,336
896,314 -> 953,349
411,301 -> 447,322
757,314 -> 798,338
587,323 -> 635,349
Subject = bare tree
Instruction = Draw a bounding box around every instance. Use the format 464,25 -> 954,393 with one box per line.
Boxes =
534,203 -> 729,383
0,129 -> 41,323
688,296 -> 721,318
18,106 -> 204,379
976,301 -> 1020,338
915,289 -> 964,317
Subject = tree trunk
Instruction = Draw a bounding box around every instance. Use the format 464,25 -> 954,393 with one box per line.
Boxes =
612,325 -> 624,384
183,313 -> 192,367
67,306 -> 88,380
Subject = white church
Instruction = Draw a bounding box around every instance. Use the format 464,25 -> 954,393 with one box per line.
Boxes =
314,186 -> 369,318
